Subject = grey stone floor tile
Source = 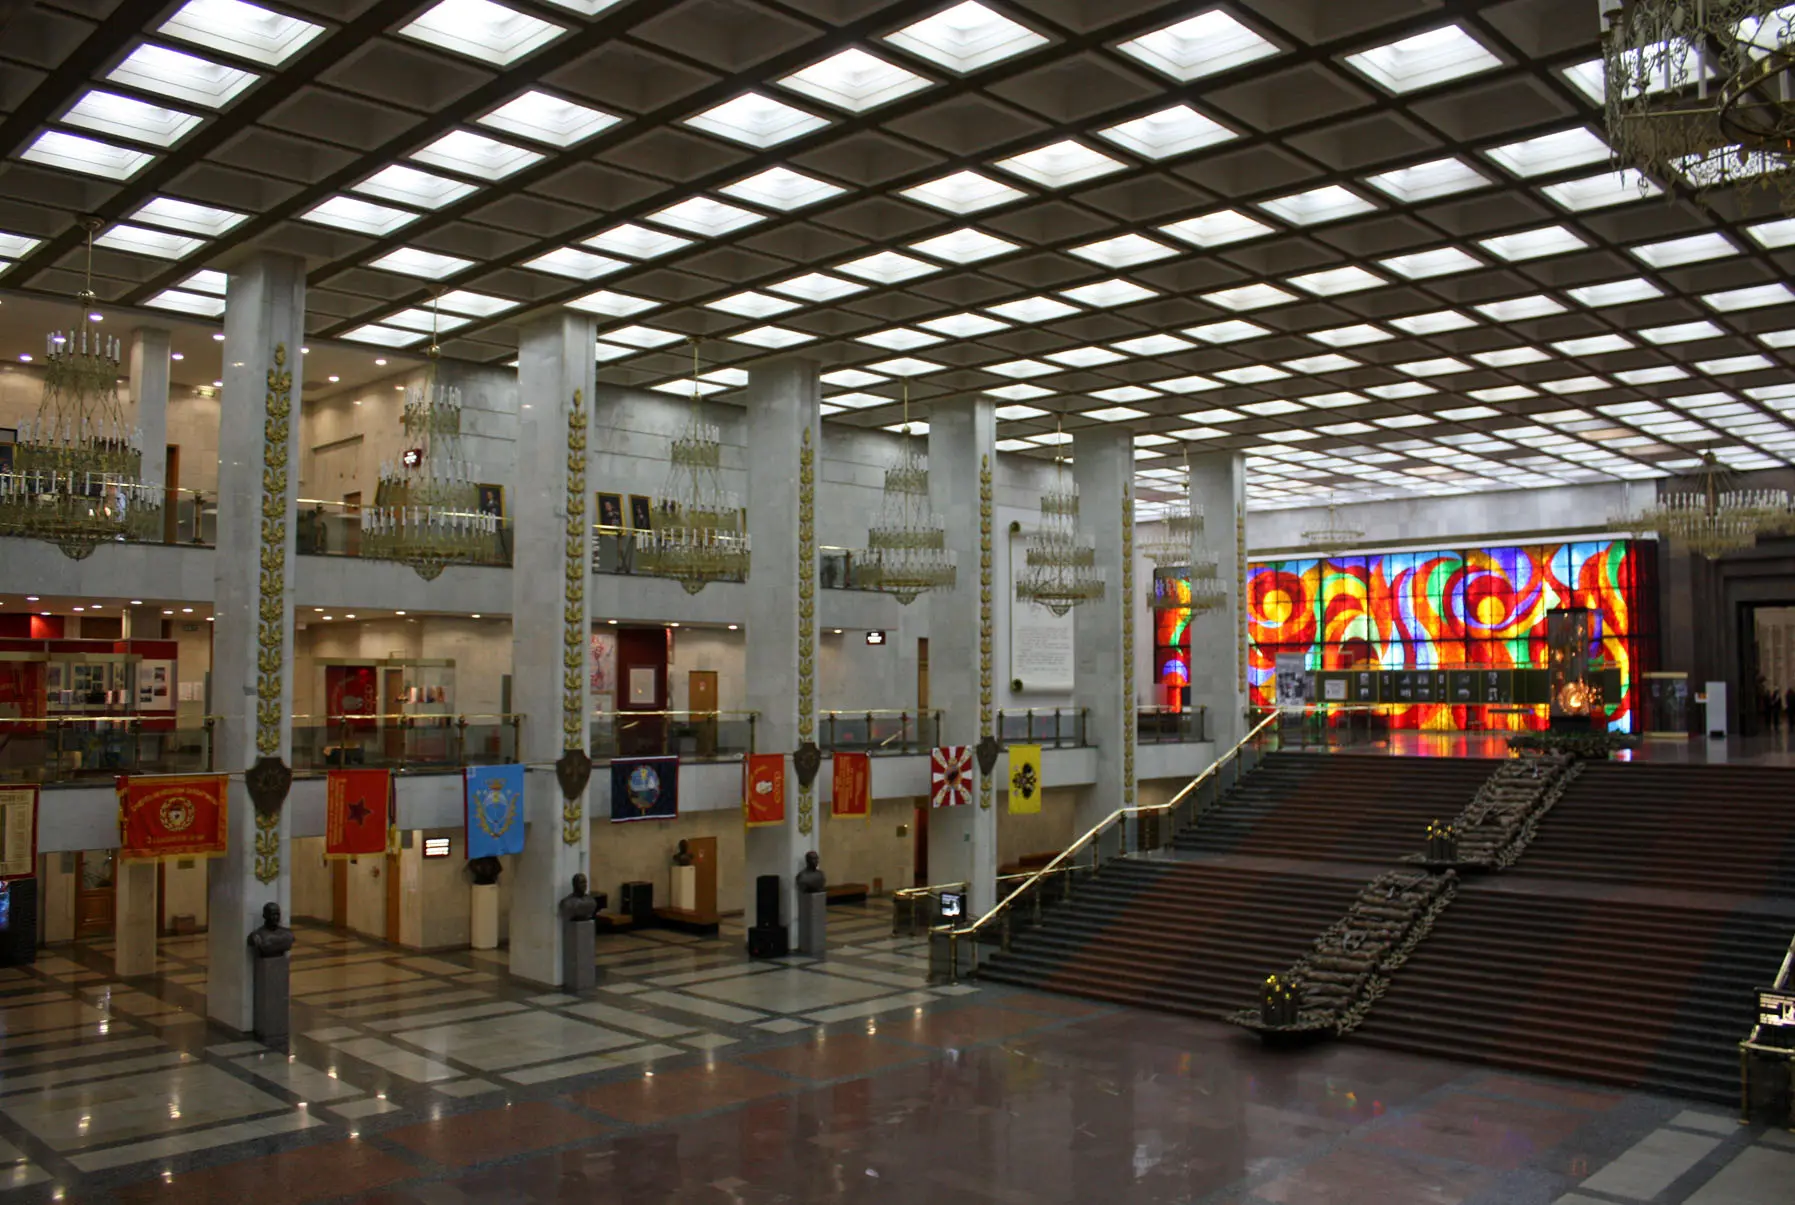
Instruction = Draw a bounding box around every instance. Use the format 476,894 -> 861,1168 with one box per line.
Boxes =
1579,1127 -> 1724,1200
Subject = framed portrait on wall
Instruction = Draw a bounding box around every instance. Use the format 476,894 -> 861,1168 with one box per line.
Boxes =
628,665 -> 657,706
597,492 -> 623,529
628,495 -> 653,531
475,484 -> 504,519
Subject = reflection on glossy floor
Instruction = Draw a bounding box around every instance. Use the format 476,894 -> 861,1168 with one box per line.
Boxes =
1,907 -> 1790,1204
1289,728 -> 1795,765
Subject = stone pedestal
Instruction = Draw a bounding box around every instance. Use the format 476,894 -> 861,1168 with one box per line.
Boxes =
671,864 -> 697,911
470,883 -> 499,950
561,917 -> 596,991
797,891 -> 827,957
113,858 -> 158,977
251,954 -> 289,1044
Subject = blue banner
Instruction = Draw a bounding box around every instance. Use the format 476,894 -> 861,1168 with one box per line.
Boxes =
610,756 -> 679,822
464,764 -> 526,858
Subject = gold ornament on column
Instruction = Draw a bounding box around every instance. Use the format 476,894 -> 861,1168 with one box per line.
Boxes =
979,454 -> 994,809
558,389 -> 590,845
1236,513 -> 1248,695
796,427 -> 817,837
251,344 -> 295,885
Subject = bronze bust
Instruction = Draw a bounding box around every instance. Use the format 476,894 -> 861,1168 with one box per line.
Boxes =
796,850 -> 826,894
672,840 -> 694,867
247,901 -> 294,958
559,873 -> 600,923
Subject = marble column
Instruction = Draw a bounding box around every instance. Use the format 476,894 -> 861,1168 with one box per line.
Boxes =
926,398 -> 996,913
741,358 -> 820,937
113,860 -> 157,977
1071,427 -> 1134,837
206,254 -> 304,1032
510,311 -> 596,987
128,326 -> 169,495
1189,451 -> 1248,749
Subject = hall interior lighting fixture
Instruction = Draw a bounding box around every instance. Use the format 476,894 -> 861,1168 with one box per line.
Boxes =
0,221 -> 159,560
1617,365 -> 1691,384
1283,354 -> 1358,374
1045,346 -> 1123,368
986,295 -> 1077,322
854,384 -> 955,605
0,231 -> 42,259
353,164 -> 475,209
1259,185 -> 1376,225
1306,323 -> 1391,346
583,223 -> 690,259
705,291 -> 798,318
21,131 -> 155,180
301,195 -> 419,236
412,130 -> 542,179
1567,278 -> 1664,307
1286,265 -> 1386,296
993,402 -> 1047,419
1015,415 -> 1104,616
1747,217 -> 1795,247
994,140 -> 1127,188
1067,233 -> 1178,268
1200,283 -> 1295,311
1390,309 -> 1476,334
523,247 -> 623,280
858,327 -> 942,350
986,359 -> 1055,378
566,289 -> 656,318
343,324 -> 426,348
685,92 -> 828,148
146,289 -> 224,317
478,89 -> 618,147
1082,405 -> 1148,422
1344,25 -> 1501,93
1471,346 -> 1549,367
727,325 -> 815,348
636,339 -> 751,595
1553,334 -> 1635,356
398,0 -> 564,67
1629,232 -> 1738,267
1096,104 -> 1236,159
909,228 -> 1019,262
1058,278 -> 1157,307
1542,168 -> 1660,210
882,1 -> 1047,73
987,385 -> 1051,403
769,272 -> 864,301
918,312 -> 1008,337
643,197 -> 765,237
777,47 -> 932,112
368,247 -> 474,279
1159,209 -> 1272,247
1116,9 -> 1279,82
384,308 -> 470,333
1473,295 -> 1566,321
1703,282 -> 1795,311
603,324 -> 683,349
837,251 -> 942,284
1215,364 -> 1289,384
1484,126 -> 1613,176
62,90 -> 201,148
1115,334 -> 1193,356
900,170 -> 1025,214
1185,319 -> 1269,343
1375,247 -> 1480,280
865,357 -> 943,376
107,43 -> 258,107
1396,356 -> 1473,377
436,290 -> 516,317
1620,450 -> 1793,558
95,223 -> 206,260
362,297 -> 499,581
158,0 -> 325,65
719,166 -> 845,211
1362,156 -> 1490,202
823,369 -> 885,388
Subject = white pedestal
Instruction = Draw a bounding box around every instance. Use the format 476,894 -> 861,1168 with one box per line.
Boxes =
670,865 -> 697,912
470,883 -> 500,950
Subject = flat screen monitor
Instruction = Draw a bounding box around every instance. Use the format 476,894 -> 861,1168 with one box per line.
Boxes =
937,890 -> 965,921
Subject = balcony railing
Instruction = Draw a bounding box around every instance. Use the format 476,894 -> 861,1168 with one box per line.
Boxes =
0,715 -> 220,784
298,499 -> 513,567
290,713 -> 521,771
591,710 -> 756,760
1137,705 -> 1208,744
995,708 -> 1087,748
819,709 -> 941,755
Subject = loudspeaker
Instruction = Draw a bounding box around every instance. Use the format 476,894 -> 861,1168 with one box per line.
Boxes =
620,880 -> 654,922
747,924 -> 787,959
0,877 -> 38,967
755,874 -> 780,929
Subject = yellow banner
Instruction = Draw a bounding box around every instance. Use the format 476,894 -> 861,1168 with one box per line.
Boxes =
1007,744 -> 1042,814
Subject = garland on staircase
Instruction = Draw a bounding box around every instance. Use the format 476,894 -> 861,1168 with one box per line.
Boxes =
1230,869 -> 1459,1037
1405,750 -> 1583,871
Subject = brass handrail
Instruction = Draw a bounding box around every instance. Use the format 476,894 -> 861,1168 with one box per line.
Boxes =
1737,928 -> 1795,1123
592,709 -> 760,720
946,710 -> 1281,942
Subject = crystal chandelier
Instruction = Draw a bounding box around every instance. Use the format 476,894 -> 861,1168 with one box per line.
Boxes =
1151,549 -> 1227,615
1599,0 -> 1795,215
1302,499 -> 1365,555
0,222 -> 159,560
1015,422 -> 1105,616
1144,447 -> 1225,613
855,386 -> 954,604
1630,450 -> 1793,558
1141,499 -> 1203,565
637,340 -> 750,594
362,304 -> 499,581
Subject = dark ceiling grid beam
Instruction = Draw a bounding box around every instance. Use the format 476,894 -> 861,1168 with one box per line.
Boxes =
0,0 -> 179,159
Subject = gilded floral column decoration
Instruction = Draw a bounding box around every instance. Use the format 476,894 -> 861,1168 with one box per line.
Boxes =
1236,513 -> 1248,695
796,427 -> 817,836
250,344 -> 293,884
976,455 -> 995,808
1122,494 -> 1136,809
557,390 -> 591,845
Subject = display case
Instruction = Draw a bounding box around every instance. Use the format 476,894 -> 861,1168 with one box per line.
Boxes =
1642,672 -> 1691,739
45,654 -> 138,714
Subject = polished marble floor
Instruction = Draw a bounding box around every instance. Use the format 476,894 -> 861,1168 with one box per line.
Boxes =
1,905 -> 1790,1203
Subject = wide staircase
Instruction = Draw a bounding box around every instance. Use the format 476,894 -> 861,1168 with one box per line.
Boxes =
1172,751 -> 1497,865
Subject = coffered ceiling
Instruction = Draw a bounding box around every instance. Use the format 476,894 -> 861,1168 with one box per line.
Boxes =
5,0 -> 1795,514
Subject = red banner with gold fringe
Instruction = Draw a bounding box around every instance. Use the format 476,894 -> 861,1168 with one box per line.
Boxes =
742,754 -> 786,827
831,751 -> 870,820
119,774 -> 227,860
326,769 -> 392,857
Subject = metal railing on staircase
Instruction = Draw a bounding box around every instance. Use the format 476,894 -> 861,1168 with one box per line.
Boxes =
1738,928 -> 1795,1126
928,711 -> 1283,982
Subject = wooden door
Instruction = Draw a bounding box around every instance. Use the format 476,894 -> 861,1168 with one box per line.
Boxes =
75,851 -> 115,939
386,850 -> 402,943
687,835 -> 718,917
162,445 -> 179,544
617,626 -> 668,756
917,637 -> 930,713
689,670 -> 718,756
331,859 -> 348,928
382,668 -> 405,761
342,490 -> 362,557
913,805 -> 928,886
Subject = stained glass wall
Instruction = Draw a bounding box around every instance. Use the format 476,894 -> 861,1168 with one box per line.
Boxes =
1247,540 -> 1656,732
1153,569 -> 1192,693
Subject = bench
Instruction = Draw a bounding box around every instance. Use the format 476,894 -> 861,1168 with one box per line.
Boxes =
826,882 -> 869,906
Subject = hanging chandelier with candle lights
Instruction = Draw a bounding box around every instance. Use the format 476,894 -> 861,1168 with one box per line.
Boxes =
0,221 -> 159,560
855,386 -> 955,604
362,305 -> 499,581
1599,0 -> 1795,215
637,340 -> 751,594
1302,499 -> 1366,555
1144,447 -> 1226,614
1015,420 -> 1105,616
1628,449 -> 1793,558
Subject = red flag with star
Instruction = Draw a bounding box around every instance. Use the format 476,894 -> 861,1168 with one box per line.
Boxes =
326,769 -> 392,857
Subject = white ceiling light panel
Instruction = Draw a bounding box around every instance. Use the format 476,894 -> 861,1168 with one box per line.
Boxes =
1287,265 -> 1386,296
685,92 -> 829,148
1483,127 -> 1612,177
343,324 -> 427,348
1477,224 -> 1589,262
918,311 -> 1010,337
436,289 -> 516,317
1470,346 -> 1549,367
994,139 -> 1127,188
909,227 -> 1019,262
719,166 -> 846,211
96,223 -> 206,259
1362,156 -> 1489,202
566,289 -> 657,317
1343,25 -> 1502,93
1059,278 -> 1157,307
522,247 -> 624,280
1067,233 -> 1178,268
644,196 -> 766,237
858,327 -> 944,350
1159,208 -> 1272,247
1628,232 -> 1738,268
1472,295 -> 1567,321
603,324 -> 684,348
883,2 -> 1048,73
1703,283 -> 1795,311
1639,320 -> 1723,344
353,164 -> 476,208
900,169 -> 1026,214
986,359 -> 1057,379
108,43 -> 258,107
1047,346 -> 1125,367
985,295 -> 1079,322
1096,104 -> 1236,159
836,250 -> 940,283
300,195 -> 418,236
1542,168 -> 1662,210
131,196 -> 247,236
768,272 -> 865,301
383,308 -> 470,333
158,0 -> 325,66
398,0 -> 565,68
729,326 -> 816,348
1113,334 -> 1193,356
1200,283 -> 1296,310
1258,185 -> 1376,226
412,130 -> 543,179
866,357 -> 945,376
583,223 -> 691,258
1566,278 -> 1664,307
1116,9 -> 1279,82
1185,320 -> 1269,343
21,130 -> 155,179
1306,324 -> 1392,347
478,90 -> 619,146
61,90 -> 201,147
0,231 -> 43,259
777,48 -> 932,112
145,288 -> 225,317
